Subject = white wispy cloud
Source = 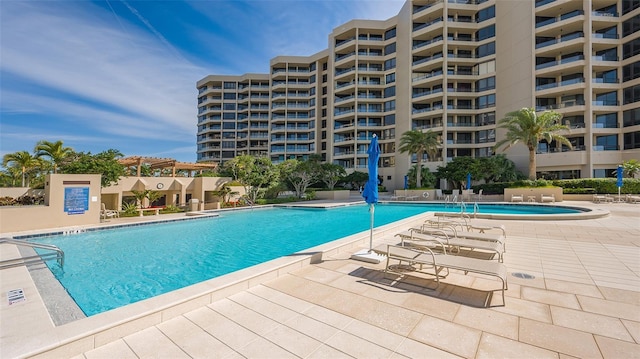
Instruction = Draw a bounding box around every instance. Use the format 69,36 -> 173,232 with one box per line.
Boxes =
1,1 -> 202,141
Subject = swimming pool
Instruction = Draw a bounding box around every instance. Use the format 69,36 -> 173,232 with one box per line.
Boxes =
33,203 -> 585,316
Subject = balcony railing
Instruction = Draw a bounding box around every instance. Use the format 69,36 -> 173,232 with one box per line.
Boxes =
592,11 -> 618,17
592,55 -> 618,61
535,0 -> 555,7
412,53 -> 444,66
535,55 -> 584,70
593,77 -> 619,83
536,32 -> 583,49
412,36 -> 444,50
412,88 -> 444,98
413,17 -> 444,32
592,100 -> 619,106
535,10 -> 583,28
412,70 -> 444,82
412,0 -> 443,14
536,77 -> 585,90
592,33 -> 619,39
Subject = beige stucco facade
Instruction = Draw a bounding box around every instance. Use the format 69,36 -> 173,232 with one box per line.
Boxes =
196,0 -> 640,190
0,174 -> 102,233
0,174 -> 235,234
100,176 -> 233,211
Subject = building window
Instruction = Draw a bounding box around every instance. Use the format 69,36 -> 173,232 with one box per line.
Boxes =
623,16 -> 640,37
384,114 -> 395,125
622,0 -> 640,15
593,169 -> 616,178
623,38 -> 640,60
475,77 -> 495,92
384,100 -> 396,112
223,82 -> 236,89
384,86 -> 396,98
595,113 -> 617,128
624,131 -> 640,150
476,5 -> 495,22
623,62 -> 640,82
385,42 -> 396,55
476,42 -> 495,57
386,72 -> 396,84
623,108 -> 640,127
476,24 -> 495,41
384,58 -> 396,70
474,60 -> 495,75
384,27 -> 396,40
623,84 -> 640,104
223,93 -> 236,100
476,94 -> 495,109
594,91 -> 617,106
223,113 -> 236,120
595,135 -> 618,151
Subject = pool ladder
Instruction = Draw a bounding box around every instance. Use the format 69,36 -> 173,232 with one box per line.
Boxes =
0,238 -> 65,269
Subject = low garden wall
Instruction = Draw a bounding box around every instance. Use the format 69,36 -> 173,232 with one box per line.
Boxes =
504,187 -> 563,202
315,190 -> 350,200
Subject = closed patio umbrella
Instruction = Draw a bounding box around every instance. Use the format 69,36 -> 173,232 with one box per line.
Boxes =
617,165 -> 623,202
351,134 -> 384,264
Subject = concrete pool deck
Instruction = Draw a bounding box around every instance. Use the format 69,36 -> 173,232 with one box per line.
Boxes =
1,200 -> 639,358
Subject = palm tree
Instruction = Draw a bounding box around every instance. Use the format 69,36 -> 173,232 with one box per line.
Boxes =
613,159 -> 640,178
399,129 -> 440,188
35,140 -> 74,173
2,151 -> 40,187
494,108 -> 571,180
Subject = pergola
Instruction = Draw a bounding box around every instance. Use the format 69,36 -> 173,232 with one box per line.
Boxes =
118,156 -> 218,177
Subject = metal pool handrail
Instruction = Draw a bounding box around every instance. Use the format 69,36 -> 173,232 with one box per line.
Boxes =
0,238 -> 64,269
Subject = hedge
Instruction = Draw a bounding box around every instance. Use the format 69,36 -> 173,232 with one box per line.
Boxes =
475,178 -> 640,195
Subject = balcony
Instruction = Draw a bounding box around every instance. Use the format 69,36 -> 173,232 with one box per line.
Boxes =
413,17 -> 444,33
412,36 -> 444,50
412,0 -> 443,14
412,88 -> 444,98
592,100 -> 619,106
592,33 -> 619,40
535,32 -> 584,49
535,54 -> 584,70
535,10 -> 583,28
412,53 -> 444,66
593,77 -> 619,84
535,0 -> 555,7
535,77 -> 585,91
592,10 -> 618,18
412,70 -> 444,82
535,100 -> 585,111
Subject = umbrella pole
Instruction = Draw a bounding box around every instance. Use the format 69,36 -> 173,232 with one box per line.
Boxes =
369,204 -> 374,251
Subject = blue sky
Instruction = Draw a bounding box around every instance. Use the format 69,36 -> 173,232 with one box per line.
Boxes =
0,0 -> 404,163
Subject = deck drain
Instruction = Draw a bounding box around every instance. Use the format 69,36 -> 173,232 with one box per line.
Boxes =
512,272 -> 535,279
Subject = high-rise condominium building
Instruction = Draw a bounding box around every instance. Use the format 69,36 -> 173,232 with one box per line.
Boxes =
196,0 -> 640,190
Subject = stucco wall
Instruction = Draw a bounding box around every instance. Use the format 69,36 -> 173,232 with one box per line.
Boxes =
504,187 -> 563,202
0,174 -> 102,234
315,190 -> 350,200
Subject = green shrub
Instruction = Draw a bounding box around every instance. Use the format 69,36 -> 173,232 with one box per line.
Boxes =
160,205 -> 181,214
121,202 -> 138,215
552,178 -> 640,194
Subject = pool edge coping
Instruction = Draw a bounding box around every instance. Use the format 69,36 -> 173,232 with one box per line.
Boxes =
14,210 -> 432,359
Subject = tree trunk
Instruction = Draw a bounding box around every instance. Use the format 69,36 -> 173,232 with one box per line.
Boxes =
528,147 -> 537,180
21,166 -> 26,187
416,151 -> 423,188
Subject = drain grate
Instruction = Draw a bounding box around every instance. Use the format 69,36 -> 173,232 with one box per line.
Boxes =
512,272 -> 535,279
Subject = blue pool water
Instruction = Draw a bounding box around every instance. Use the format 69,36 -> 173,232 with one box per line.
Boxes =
33,203 -> 582,316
